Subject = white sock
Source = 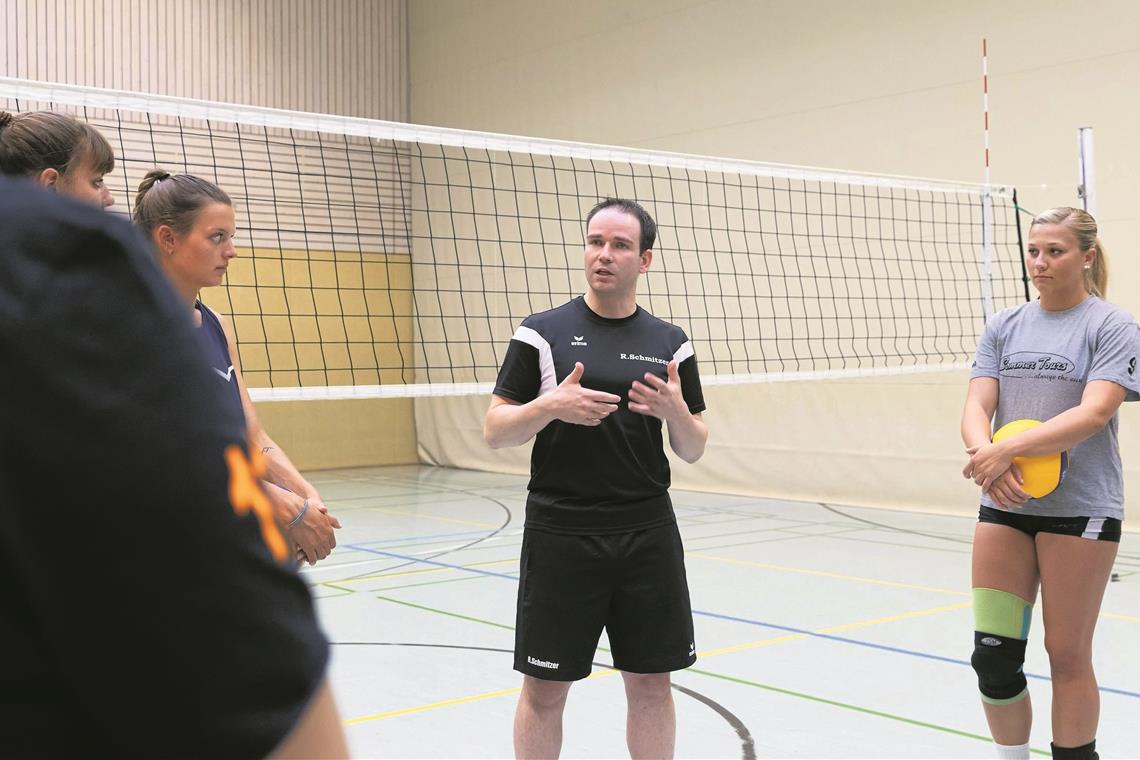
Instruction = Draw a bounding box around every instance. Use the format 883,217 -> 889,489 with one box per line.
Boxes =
994,742 -> 1030,759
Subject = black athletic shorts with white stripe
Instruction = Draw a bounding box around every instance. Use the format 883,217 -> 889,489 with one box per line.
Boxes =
978,506 -> 1122,542
514,522 -> 697,681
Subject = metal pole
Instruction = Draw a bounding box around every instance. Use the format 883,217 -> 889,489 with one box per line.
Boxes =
1078,127 -> 1096,217
980,39 -> 994,320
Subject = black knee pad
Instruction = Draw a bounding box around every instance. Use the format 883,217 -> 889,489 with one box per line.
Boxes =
971,631 -> 1028,703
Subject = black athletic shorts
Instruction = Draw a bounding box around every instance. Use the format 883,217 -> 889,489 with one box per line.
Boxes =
514,522 -> 696,681
978,506 -> 1122,542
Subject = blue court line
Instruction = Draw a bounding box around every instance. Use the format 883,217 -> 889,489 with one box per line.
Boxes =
348,529 -> 495,547
693,609 -> 1140,699
353,547 -> 1140,699
342,545 -> 520,581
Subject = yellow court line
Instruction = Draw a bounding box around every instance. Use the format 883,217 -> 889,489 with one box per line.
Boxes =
698,633 -> 806,657
343,662 -> 630,726
698,601 -> 972,658
366,504 -> 502,529
340,556 -> 1136,724
1103,611 -> 1140,622
344,686 -> 522,725
687,553 -> 1139,625
343,600 -> 968,726
686,551 -> 969,597
320,558 -> 517,588
821,601 -> 972,633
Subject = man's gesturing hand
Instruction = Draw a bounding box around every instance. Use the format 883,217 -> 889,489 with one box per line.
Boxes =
550,362 -> 620,426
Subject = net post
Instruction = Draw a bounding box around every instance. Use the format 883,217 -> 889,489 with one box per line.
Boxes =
980,39 -> 995,320
1012,188 -> 1030,303
981,191 -> 995,320
1077,127 -> 1096,217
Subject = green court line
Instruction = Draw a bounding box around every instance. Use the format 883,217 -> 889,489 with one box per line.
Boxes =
375,595 -> 515,631
312,586 -> 356,599
691,530 -> 971,558
686,667 -> 1049,756
369,594 -> 1045,752
320,582 -> 358,595
370,575 -> 485,593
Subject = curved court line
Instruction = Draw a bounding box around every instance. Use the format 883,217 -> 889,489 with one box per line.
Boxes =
331,641 -> 756,758
362,550 -> 1140,699
357,595 -> 1045,753
821,501 -> 1140,577
684,667 -> 1049,757
818,502 -> 975,545
315,483 -> 515,585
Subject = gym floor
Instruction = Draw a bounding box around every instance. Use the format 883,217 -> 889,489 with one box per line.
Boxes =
301,465 -> 1140,759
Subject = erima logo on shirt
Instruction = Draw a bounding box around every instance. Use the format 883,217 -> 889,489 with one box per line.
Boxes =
1129,357 -> 1136,376
527,656 -> 559,669
213,365 -> 235,381
570,335 -> 588,346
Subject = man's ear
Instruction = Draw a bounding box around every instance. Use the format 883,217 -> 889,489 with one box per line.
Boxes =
640,248 -> 653,273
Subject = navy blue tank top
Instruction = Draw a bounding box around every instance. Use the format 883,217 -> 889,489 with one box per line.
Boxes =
195,302 -> 245,425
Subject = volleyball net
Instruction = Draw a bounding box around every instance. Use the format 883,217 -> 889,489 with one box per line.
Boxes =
2,77 -> 1028,400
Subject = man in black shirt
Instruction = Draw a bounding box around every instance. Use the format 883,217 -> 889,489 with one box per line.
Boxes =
0,177 -> 346,757
486,198 -> 708,759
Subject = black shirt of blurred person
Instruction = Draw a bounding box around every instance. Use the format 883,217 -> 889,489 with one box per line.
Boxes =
0,178 -> 328,757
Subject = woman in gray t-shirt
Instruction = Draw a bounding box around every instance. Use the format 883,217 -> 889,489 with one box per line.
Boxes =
961,207 -> 1139,760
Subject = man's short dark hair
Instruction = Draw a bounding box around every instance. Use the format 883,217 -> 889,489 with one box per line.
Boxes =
585,198 -> 657,253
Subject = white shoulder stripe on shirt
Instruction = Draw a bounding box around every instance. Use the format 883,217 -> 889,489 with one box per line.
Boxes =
512,326 -> 557,396
673,341 -> 695,364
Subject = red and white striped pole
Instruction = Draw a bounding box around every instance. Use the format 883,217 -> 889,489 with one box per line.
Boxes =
980,38 -> 994,318
982,38 -> 990,188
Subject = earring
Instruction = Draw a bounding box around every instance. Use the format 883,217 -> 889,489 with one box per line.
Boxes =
1083,264 -> 1091,270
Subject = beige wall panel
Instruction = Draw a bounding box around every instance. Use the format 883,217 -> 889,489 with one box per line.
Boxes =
3,0 -> 411,470
416,378 -> 1140,529
411,0 -> 1140,520
3,0 -> 407,120
258,397 -> 417,468
410,0 -> 1140,316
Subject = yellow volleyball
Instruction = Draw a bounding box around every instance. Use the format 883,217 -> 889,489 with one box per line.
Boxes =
991,419 -> 1067,499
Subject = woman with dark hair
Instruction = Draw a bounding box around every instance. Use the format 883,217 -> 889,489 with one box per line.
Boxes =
0,110 -> 116,207
135,168 -> 342,565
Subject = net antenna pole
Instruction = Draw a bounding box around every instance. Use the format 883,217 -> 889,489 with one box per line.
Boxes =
980,38 -> 995,321
1077,126 -> 1096,217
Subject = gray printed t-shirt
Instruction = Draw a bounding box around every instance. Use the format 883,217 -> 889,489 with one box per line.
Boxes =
971,296 -> 1140,519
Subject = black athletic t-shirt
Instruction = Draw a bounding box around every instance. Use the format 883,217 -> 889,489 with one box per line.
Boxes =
0,179 -> 327,757
196,300 -> 245,424
493,296 -> 706,534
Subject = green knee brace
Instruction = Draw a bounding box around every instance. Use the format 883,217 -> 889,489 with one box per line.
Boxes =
971,587 -> 1033,705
